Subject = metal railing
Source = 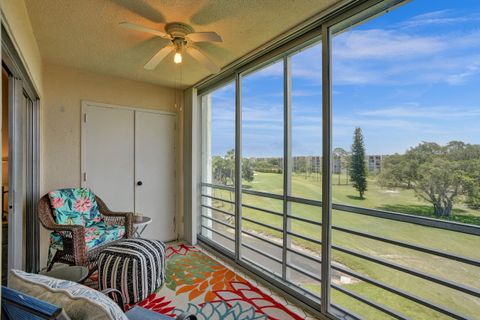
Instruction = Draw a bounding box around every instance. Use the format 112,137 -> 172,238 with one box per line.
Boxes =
199,182 -> 478,320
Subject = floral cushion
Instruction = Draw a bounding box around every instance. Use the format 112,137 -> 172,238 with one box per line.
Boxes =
48,222 -> 125,266
84,222 -> 125,250
48,188 -> 101,228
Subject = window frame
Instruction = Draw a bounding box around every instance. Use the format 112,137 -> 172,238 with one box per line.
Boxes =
195,0 -> 480,319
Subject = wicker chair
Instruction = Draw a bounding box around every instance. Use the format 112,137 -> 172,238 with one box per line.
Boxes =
38,193 -> 133,272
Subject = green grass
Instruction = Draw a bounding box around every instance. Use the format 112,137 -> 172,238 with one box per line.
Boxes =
204,171 -> 480,319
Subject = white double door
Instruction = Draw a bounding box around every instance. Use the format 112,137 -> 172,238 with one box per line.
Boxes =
82,102 -> 176,241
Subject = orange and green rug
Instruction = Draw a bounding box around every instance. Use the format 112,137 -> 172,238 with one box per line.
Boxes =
130,243 -> 312,319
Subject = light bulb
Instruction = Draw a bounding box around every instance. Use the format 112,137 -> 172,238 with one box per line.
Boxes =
174,52 -> 182,64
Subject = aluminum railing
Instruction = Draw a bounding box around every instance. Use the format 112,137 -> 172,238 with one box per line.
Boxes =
199,182 -> 478,320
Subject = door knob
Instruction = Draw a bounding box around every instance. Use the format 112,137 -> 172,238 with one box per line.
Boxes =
137,181 -> 143,186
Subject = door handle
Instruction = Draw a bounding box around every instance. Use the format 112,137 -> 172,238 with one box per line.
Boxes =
137,181 -> 143,186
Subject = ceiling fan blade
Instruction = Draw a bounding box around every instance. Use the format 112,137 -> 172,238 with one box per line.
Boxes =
119,22 -> 172,40
186,32 -> 223,43
144,45 -> 174,70
187,47 -> 220,73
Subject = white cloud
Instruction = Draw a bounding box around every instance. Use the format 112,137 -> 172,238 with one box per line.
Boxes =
399,10 -> 471,28
359,105 -> 480,119
333,29 -> 446,60
446,60 -> 480,85
333,117 -> 426,130
291,89 -> 322,97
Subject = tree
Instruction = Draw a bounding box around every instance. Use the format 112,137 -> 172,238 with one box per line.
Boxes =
379,141 -> 480,217
212,149 -> 255,185
350,128 -> 368,199
212,156 -> 234,186
242,158 -> 254,182
333,147 -> 349,185
378,154 -> 411,189
415,158 -> 463,217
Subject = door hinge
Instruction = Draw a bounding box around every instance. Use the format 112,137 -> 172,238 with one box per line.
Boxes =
83,172 -> 87,181
83,113 -> 87,123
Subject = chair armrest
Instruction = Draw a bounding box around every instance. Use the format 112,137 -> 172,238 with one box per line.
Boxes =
102,212 -> 134,238
101,211 -> 133,218
95,196 -> 134,237
47,224 -> 87,266
43,223 -> 84,233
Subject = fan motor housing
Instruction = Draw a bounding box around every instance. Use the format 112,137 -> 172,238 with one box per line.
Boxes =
165,22 -> 194,39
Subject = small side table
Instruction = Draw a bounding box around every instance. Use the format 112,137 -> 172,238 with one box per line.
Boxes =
40,265 -> 89,283
133,216 -> 152,237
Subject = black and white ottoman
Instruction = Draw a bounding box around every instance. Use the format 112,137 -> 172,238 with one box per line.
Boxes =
98,238 -> 166,305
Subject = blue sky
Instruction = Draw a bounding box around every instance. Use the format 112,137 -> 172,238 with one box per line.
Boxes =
209,0 -> 480,157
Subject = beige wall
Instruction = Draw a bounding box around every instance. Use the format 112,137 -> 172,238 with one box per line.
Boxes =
40,62 -> 184,267
1,0 -> 43,96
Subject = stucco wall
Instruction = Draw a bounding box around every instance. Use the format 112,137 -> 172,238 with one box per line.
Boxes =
41,62 -> 184,267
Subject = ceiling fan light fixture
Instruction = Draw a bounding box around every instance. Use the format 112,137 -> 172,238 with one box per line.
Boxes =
121,21 -> 221,72
174,51 -> 182,64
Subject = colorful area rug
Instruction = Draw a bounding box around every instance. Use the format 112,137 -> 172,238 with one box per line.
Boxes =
129,243 -> 312,319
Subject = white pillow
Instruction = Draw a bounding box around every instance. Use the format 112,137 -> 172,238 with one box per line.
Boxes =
9,269 -> 128,320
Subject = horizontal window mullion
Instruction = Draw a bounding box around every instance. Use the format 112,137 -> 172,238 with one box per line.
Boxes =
201,182 -> 235,192
332,204 -> 480,237
283,278 -> 322,299
242,203 -> 283,217
331,284 -> 408,320
287,230 -> 322,246
201,225 -> 235,242
242,188 -> 284,200
242,216 -> 284,233
286,247 -> 322,264
242,243 -> 283,264
198,234 -> 236,257
287,214 -> 322,226
201,194 -> 236,205
241,256 -> 284,278
287,195 -> 322,207
202,240 -> 323,312
332,245 -> 480,298
201,214 -> 235,230
242,230 -> 283,249
332,225 -> 480,268
286,262 -> 322,282
330,303 -> 362,320
331,264 -> 470,319
201,204 -> 235,217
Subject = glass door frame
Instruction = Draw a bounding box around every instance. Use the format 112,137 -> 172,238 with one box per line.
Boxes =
2,24 -> 41,274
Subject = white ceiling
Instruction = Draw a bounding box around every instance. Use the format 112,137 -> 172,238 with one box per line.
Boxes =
25,0 -> 339,88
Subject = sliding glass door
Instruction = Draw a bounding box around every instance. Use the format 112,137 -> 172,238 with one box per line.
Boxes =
198,0 -> 480,319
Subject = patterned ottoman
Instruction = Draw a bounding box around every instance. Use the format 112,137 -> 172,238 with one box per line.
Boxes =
98,238 -> 166,305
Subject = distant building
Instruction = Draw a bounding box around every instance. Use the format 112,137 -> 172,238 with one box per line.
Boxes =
333,156 -> 342,174
367,155 -> 383,173
248,154 -> 383,174
292,156 -> 321,173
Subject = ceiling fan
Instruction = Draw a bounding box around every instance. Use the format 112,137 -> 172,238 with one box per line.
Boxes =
120,21 -> 222,73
